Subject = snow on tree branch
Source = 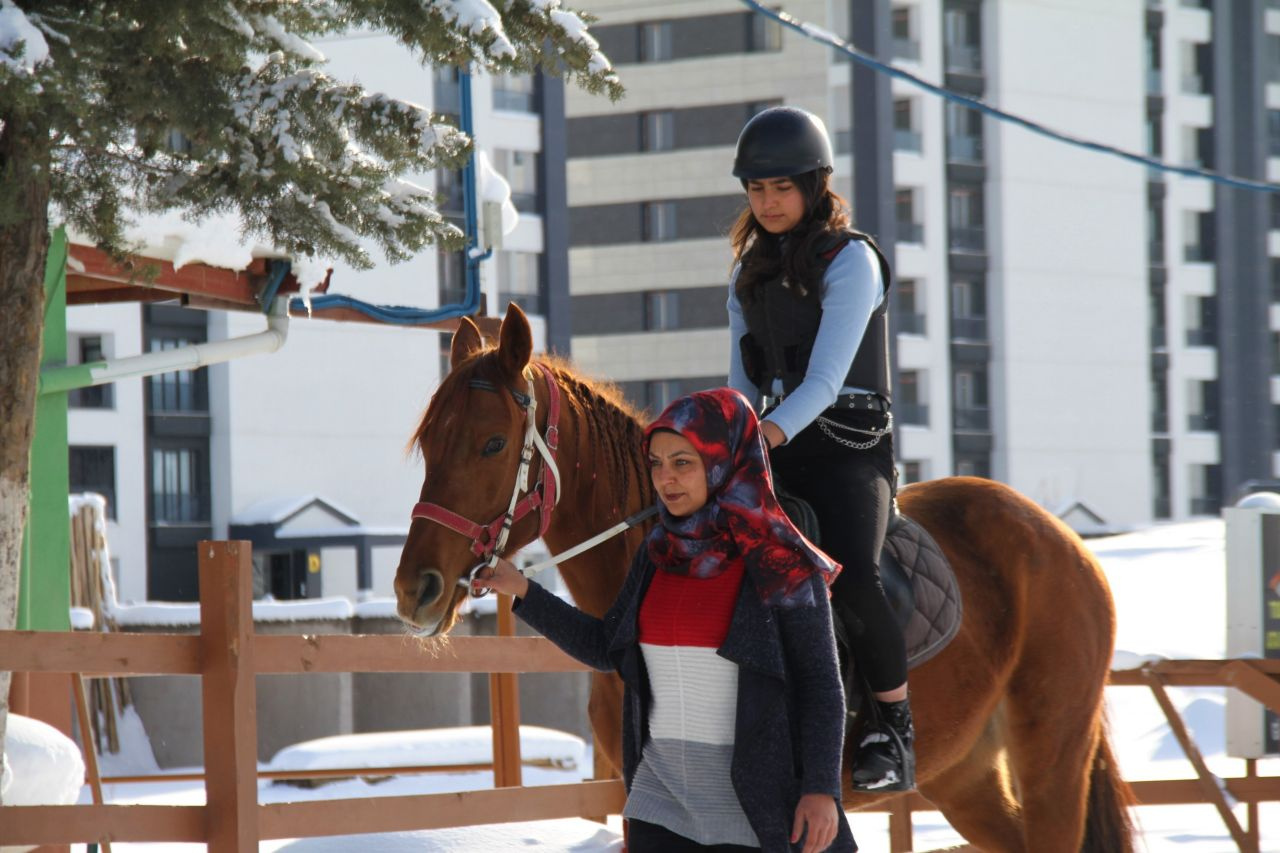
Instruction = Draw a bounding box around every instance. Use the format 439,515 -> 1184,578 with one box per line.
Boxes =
0,0 -> 49,75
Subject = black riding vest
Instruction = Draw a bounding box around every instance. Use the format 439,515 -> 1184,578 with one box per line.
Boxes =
739,230 -> 893,402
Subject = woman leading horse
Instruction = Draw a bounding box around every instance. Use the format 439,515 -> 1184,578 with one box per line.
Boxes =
394,305 -> 1134,852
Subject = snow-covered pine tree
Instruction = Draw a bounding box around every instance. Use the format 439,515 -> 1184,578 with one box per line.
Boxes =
0,0 -> 620,803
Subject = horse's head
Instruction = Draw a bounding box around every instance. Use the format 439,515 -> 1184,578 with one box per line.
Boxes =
394,304 -> 547,635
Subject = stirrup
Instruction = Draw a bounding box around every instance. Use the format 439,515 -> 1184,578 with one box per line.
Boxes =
851,722 -> 916,792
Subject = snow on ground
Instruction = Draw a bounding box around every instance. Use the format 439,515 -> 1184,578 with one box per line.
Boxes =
6,518 -> 1280,850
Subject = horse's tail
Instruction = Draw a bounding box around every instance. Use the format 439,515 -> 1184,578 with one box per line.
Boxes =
1081,716 -> 1136,852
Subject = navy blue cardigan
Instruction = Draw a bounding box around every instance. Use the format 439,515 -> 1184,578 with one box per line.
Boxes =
513,549 -> 855,853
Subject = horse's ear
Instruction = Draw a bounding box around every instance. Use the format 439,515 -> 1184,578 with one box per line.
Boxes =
450,316 -> 484,371
497,303 -> 533,378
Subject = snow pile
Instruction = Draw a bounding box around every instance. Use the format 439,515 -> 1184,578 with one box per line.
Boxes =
266,726 -> 585,775
1,715 -> 84,816
431,0 -> 517,59
0,0 -> 48,75
269,820 -> 621,852
476,149 -> 519,238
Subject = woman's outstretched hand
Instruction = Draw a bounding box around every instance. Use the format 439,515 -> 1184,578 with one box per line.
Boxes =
792,792 -> 838,853
472,556 -> 530,599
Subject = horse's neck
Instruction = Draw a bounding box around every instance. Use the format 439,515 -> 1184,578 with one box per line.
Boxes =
540,374 -> 650,617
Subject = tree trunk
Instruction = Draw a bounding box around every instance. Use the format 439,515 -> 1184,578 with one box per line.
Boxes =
0,110 -> 52,806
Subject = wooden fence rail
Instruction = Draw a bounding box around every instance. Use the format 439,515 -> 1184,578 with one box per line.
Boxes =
2,541 -> 1280,851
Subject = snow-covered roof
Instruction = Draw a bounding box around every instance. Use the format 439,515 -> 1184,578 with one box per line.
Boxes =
232,494 -> 361,528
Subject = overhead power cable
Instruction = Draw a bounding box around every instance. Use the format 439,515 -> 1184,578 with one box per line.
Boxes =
740,0 -> 1277,194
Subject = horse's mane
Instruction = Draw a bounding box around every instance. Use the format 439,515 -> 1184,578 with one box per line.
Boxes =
410,349 -> 654,515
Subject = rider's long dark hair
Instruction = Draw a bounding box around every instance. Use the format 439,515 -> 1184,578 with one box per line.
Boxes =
730,168 -> 850,306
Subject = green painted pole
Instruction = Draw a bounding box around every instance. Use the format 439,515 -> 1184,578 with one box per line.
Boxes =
19,226 -> 71,631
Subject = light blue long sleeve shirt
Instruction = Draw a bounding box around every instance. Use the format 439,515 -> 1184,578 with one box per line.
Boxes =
727,240 -> 885,444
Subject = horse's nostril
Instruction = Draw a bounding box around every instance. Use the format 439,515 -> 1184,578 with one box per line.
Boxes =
417,570 -> 443,609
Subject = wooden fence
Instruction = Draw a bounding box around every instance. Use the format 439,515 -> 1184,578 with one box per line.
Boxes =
2,540 -> 1280,851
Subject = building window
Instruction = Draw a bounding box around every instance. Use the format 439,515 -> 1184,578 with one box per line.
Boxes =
69,335 -> 114,409
493,149 -> 539,212
642,111 -> 675,152
433,65 -> 461,117
953,367 -> 990,430
1269,34 -> 1280,83
943,5 -> 982,73
1189,463 -> 1221,516
1152,441 -> 1171,519
893,99 -> 921,153
151,446 -> 206,523
643,201 -> 677,242
439,249 -> 466,306
1184,210 -> 1215,262
895,189 -> 923,244
951,277 -> 987,340
1148,194 -> 1165,262
1144,26 -> 1162,94
895,369 -> 928,426
948,185 -> 985,252
640,21 -> 672,62
832,85 -> 852,155
645,291 -> 680,331
492,72 -> 537,112
891,6 -> 919,60
900,459 -> 925,484
436,168 -> 463,214
496,251 -> 543,315
1151,363 -> 1169,433
70,446 -> 117,520
750,12 -> 783,52
647,379 -> 682,411
1185,295 -> 1217,347
1269,111 -> 1280,158
954,453 -> 990,478
896,279 -> 925,334
148,337 -> 207,413
946,102 -> 983,163
1187,379 -> 1219,432
1272,259 -> 1280,304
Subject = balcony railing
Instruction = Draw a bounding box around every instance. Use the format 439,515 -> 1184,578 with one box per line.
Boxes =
945,44 -> 983,73
949,225 -> 986,253
1146,69 -> 1162,95
894,129 -> 923,153
951,316 -> 988,341
1153,496 -> 1172,519
953,406 -> 991,431
892,38 -> 921,61
1150,325 -> 1167,348
1181,74 -> 1206,95
947,134 -> 983,163
1187,412 -> 1220,432
1185,327 -> 1217,347
1152,410 -> 1169,433
896,402 -> 930,426
835,129 -> 852,155
1184,244 -> 1215,263
897,222 -> 924,245
1148,240 -> 1165,262
897,312 -> 926,335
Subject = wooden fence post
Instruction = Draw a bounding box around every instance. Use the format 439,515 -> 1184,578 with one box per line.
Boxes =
490,593 -> 523,787
199,541 -> 259,852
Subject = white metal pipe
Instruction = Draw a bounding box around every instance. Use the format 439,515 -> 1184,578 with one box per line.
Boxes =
40,299 -> 290,395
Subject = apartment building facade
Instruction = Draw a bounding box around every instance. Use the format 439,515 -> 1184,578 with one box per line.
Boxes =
566,0 -> 1277,528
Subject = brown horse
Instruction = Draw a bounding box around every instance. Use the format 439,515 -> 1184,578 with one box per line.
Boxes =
395,305 -> 1134,852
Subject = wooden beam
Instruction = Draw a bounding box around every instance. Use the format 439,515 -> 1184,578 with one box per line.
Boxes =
66,245 -> 267,305
1143,669 -> 1254,852
199,541 -> 259,853
0,631 -> 201,674
889,796 -> 914,852
490,594 -> 523,788
252,634 -> 593,674
1223,660 -> 1280,715
257,780 -> 627,839
0,805 -> 205,844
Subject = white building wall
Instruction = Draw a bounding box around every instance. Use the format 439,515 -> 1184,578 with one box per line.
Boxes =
986,0 -> 1150,525
66,304 -> 148,603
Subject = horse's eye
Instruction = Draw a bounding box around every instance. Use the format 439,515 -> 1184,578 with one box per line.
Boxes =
482,436 -> 506,456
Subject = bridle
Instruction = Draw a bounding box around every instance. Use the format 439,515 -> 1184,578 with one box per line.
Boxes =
410,362 -> 561,597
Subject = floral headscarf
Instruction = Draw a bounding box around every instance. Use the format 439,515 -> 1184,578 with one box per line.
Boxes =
643,388 -> 841,607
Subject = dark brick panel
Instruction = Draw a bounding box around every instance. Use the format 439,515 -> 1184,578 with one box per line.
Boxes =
570,194 -> 744,247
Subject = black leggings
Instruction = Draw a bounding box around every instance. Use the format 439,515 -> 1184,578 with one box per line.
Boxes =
768,407 -> 908,693
629,819 -> 760,852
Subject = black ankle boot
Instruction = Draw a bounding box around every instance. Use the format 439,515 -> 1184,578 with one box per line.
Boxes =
851,697 -> 916,792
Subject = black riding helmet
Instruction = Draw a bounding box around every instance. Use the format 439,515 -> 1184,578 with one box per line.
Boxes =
732,106 -> 834,181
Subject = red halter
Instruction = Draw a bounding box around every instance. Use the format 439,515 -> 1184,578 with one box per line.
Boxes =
410,362 -> 561,583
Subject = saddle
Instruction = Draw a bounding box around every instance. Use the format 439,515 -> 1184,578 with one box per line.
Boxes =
777,492 -> 962,738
